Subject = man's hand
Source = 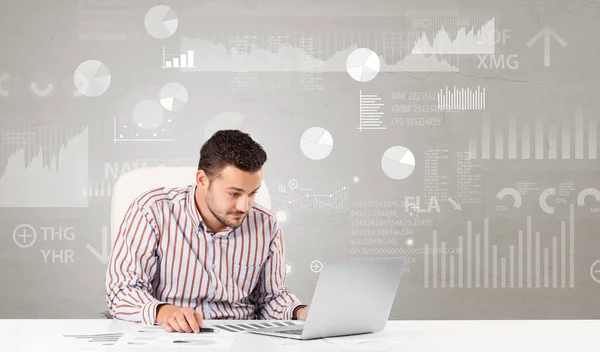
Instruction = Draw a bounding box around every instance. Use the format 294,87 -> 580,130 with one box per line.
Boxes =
295,306 -> 309,320
156,304 -> 203,333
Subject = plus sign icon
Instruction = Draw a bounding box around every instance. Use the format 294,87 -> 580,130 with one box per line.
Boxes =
13,224 -> 37,248
310,260 -> 323,273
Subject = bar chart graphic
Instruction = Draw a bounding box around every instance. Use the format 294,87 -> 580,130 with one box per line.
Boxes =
358,90 -> 386,131
83,178 -> 114,198
438,86 -> 486,111
468,110 -> 597,160
424,204 -> 575,289
162,47 -> 195,68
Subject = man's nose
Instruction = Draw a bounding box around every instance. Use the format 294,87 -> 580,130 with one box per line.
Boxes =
236,197 -> 251,212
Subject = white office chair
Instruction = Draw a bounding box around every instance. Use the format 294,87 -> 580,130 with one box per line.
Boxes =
110,166 -> 271,247
100,166 -> 271,318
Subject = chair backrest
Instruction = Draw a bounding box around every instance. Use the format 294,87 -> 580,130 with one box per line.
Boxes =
111,166 -> 271,246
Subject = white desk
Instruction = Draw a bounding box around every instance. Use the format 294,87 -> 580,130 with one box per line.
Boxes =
1,319 -> 598,352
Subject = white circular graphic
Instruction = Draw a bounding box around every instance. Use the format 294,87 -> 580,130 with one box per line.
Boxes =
346,48 -> 381,82
145,5 -> 179,39
63,75 -> 84,97
300,127 -> 333,160
159,82 -> 188,111
133,99 -> 164,130
13,224 -> 37,248
0,73 -> 11,97
381,146 -> 416,180
591,260 -> 600,284
74,60 -> 111,97
276,211 -> 288,222
30,71 -> 54,97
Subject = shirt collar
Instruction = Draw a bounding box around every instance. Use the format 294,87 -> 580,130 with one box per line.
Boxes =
187,184 -> 203,230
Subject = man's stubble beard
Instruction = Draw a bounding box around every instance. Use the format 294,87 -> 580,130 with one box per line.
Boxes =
205,187 -> 246,229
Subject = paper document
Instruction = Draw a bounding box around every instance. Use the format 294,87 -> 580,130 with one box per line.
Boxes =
114,325 -> 234,349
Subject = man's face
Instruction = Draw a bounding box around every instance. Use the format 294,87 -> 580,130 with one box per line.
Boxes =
204,165 -> 262,229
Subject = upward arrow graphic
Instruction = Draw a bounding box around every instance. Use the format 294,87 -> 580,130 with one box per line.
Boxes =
526,25 -> 567,67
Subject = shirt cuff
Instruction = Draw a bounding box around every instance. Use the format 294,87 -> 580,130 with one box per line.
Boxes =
290,304 -> 308,320
142,300 -> 169,326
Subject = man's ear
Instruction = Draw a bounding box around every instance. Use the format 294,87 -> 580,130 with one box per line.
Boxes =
196,170 -> 210,190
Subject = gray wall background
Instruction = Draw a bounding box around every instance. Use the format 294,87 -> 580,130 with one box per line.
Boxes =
1,0 -> 600,319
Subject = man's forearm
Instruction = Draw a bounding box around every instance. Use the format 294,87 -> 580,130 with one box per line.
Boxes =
107,286 -> 167,325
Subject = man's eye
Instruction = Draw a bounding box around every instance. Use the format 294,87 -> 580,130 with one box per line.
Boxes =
230,193 -> 238,197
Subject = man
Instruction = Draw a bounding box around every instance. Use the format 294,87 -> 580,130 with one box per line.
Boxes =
105,130 -> 309,333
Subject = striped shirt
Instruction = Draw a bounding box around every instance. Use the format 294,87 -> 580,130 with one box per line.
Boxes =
105,184 -> 304,325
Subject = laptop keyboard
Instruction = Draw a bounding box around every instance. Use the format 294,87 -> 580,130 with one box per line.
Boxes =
276,329 -> 304,335
213,320 -> 298,333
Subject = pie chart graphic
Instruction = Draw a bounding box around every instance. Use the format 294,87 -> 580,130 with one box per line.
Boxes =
159,82 -> 188,111
73,60 -> 111,97
381,146 -> 416,180
300,127 -> 333,160
346,48 -> 381,82
144,5 -> 178,39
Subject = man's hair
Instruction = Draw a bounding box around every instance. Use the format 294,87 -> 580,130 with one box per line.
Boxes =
198,129 -> 267,180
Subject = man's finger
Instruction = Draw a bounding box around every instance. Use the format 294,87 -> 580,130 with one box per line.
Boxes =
168,317 -> 184,333
183,310 -> 200,333
162,321 -> 174,333
175,314 -> 192,333
194,311 -> 204,327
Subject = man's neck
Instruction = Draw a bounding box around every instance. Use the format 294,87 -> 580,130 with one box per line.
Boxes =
194,188 -> 227,234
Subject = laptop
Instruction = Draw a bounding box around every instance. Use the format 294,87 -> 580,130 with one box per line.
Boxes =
248,256 -> 405,340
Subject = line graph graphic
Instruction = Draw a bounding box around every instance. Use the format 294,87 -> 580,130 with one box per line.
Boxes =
113,116 -> 175,143
177,16 -> 461,73
180,36 -> 459,73
424,205 -> 575,289
267,178 -> 349,214
0,125 -> 88,207
115,84 -> 180,143
411,15 -> 495,55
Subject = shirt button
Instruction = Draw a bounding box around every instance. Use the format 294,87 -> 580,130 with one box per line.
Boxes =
211,264 -> 216,270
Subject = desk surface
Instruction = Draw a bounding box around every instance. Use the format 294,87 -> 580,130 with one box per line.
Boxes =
1,319 -> 598,352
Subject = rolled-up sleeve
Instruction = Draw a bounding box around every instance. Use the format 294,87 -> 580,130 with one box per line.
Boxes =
105,201 -> 167,325
250,220 -> 304,320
